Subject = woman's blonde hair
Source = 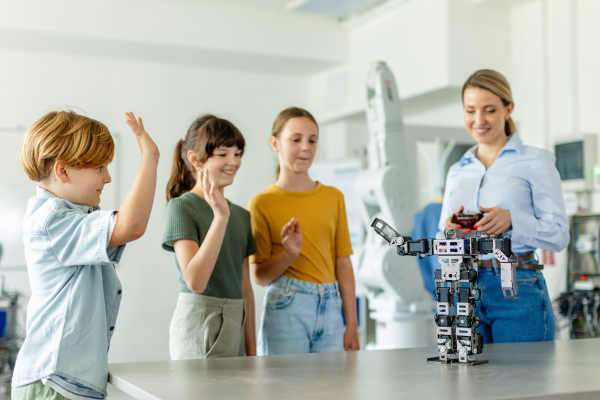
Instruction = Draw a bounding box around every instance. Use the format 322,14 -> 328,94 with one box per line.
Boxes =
462,69 -> 517,136
21,110 -> 115,182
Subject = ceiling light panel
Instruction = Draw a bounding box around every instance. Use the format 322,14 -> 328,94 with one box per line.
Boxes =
289,0 -> 380,18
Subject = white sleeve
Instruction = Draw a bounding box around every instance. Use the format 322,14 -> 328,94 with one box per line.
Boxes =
107,212 -> 118,244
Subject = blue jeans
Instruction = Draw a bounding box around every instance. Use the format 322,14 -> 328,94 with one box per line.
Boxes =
258,276 -> 345,355
474,253 -> 555,343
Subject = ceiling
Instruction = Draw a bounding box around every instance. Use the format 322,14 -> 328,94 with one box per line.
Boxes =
201,0 -> 292,10
200,0 -> 389,18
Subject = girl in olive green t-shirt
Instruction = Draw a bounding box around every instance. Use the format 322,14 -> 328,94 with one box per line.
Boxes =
162,114 -> 256,359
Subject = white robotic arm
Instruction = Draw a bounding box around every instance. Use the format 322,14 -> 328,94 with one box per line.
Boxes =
354,62 -> 435,349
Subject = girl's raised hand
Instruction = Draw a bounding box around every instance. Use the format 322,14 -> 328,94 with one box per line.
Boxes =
201,168 -> 230,218
281,218 -> 302,258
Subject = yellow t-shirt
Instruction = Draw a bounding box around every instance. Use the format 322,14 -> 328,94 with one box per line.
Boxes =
248,182 -> 353,284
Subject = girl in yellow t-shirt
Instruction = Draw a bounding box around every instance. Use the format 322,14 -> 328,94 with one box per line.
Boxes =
248,107 -> 359,355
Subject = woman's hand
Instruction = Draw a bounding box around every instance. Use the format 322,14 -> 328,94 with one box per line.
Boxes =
476,206 -> 511,235
200,169 -> 230,219
445,206 -> 464,233
281,218 -> 302,257
344,327 -> 360,351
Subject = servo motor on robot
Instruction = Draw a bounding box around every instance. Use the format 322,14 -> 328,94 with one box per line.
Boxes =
370,217 -> 519,365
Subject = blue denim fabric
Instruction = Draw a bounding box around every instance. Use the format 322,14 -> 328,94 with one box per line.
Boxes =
12,187 -> 125,397
474,253 -> 555,343
258,276 -> 344,355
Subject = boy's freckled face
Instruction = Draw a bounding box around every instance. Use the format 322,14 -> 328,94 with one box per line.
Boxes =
66,165 -> 112,207
201,146 -> 242,188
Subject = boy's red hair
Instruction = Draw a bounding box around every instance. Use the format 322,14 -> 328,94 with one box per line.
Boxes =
21,110 -> 115,182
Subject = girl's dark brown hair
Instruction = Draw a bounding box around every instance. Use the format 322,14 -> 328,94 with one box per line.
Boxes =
166,114 -> 245,202
271,107 -> 318,180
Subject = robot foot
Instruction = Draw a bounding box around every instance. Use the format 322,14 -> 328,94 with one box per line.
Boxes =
426,357 -> 489,366
452,359 -> 489,366
427,356 -> 453,364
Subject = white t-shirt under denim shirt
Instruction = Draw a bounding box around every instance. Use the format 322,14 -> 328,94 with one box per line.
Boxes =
437,133 -> 570,258
12,186 -> 125,399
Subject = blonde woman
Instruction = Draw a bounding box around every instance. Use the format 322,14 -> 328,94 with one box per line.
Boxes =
440,70 -> 569,343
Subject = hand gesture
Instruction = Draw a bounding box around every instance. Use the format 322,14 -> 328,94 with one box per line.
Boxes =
125,112 -> 159,157
475,206 -> 511,235
125,111 -> 146,137
445,206 -> 464,233
344,327 -> 360,351
281,218 -> 302,257
200,169 -> 230,218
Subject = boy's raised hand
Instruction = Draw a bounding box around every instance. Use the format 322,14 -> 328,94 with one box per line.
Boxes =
125,112 -> 159,156
124,112 -> 146,136
201,168 -> 230,218
281,218 -> 302,257
108,112 -> 160,248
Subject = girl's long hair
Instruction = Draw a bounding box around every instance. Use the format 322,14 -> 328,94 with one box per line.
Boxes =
271,107 -> 318,180
166,115 -> 245,202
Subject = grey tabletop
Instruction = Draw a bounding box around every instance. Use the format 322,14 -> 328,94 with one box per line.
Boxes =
109,339 -> 600,400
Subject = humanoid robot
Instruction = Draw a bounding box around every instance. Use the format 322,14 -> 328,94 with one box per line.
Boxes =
371,218 -> 519,365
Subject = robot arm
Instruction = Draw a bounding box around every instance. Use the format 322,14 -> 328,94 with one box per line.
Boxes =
371,218 -> 430,255
371,218 -> 519,298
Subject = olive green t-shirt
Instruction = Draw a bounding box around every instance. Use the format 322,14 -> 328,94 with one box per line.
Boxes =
162,192 -> 256,299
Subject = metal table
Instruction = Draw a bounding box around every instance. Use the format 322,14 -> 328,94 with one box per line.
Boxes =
109,339 -> 600,400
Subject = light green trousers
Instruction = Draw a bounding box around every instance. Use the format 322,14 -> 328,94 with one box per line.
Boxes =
12,381 -> 69,400
169,293 -> 246,359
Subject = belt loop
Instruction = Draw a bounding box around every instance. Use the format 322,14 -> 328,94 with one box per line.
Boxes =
492,257 -> 499,276
285,276 -> 292,293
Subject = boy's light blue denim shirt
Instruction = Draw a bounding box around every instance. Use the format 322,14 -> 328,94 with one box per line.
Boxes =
438,133 -> 570,258
12,186 -> 125,396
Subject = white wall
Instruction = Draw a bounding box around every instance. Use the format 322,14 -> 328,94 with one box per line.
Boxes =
0,0 -> 346,75
0,47 -> 308,365
578,0 -> 600,136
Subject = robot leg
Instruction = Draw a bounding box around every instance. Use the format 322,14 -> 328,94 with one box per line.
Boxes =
429,282 -> 456,363
455,286 -> 487,365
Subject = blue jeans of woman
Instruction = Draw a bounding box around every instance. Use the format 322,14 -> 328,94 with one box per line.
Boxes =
258,276 -> 345,355
474,253 -> 555,343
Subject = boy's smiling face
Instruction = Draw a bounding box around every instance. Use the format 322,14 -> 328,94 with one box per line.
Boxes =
46,161 -> 112,207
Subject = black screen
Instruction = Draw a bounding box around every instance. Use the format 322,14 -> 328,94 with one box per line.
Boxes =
555,141 -> 584,180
